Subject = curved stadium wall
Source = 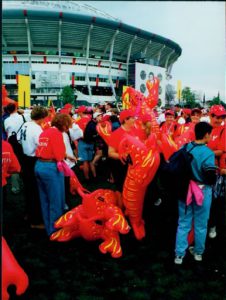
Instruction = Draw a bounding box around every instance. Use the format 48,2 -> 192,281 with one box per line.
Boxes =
2,4 -> 182,106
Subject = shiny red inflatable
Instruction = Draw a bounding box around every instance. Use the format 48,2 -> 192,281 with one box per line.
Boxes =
2,237 -> 29,300
50,174 -> 130,258
118,135 -> 160,240
2,85 -> 17,107
96,120 -> 112,144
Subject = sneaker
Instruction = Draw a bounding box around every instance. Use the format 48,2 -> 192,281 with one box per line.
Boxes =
174,256 -> 184,265
30,224 -> 45,230
11,187 -> 20,194
188,246 -> 194,255
209,226 -> 217,239
194,254 -> 202,262
189,246 -> 202,262
154,198 -> 162,206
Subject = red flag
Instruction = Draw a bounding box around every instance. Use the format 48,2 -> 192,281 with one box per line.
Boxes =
96,75 -> 99,87
72,73 -> 75,88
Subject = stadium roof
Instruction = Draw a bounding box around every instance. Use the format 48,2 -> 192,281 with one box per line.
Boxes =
2,2 -> 182,68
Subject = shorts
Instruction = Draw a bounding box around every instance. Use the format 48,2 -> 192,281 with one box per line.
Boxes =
78,140 -> 94,162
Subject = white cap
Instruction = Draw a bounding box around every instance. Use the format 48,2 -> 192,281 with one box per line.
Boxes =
93,112 -> 103,119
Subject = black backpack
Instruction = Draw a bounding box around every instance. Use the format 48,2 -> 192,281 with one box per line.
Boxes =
159,143 -> 197,201
7,115 -> 26,164
83,120 -> 97,144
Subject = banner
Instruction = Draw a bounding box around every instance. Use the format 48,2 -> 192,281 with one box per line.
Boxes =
135,62 -> 165,107
177,80 -> 182,102
18,75 -> 31,108
122,85 -> 130,109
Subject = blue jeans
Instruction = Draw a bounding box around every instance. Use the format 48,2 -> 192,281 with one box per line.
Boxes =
34,160 -> 65,236
78,140 -> 94,162
175,185 -> 212,257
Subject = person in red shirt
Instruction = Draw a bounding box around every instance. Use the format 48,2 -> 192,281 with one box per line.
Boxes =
207,105 -> 226,239
34,113 -> 72,236
160,110 -> 177,138
108,109 -> 136,192
2,140 -> 21,201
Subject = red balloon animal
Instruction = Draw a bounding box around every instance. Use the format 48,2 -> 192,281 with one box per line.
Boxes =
2,237 -> 29,300
50,174 -> 130,258
118,135 -> 160,240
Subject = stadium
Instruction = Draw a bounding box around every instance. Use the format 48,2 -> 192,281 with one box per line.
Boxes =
2,1 -> 182,106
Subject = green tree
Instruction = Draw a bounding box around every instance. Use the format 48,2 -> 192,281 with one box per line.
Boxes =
59,86 -> 75,106
181,87 -> 196,108
208,96 -> 226,108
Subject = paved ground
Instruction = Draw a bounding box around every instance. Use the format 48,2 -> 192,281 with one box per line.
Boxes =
3,164 -> 226,300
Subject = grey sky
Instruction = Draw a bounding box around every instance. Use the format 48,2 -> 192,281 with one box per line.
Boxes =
84,1 -> 225,101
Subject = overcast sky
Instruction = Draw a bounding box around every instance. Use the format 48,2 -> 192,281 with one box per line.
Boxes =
84,1 -> 225,101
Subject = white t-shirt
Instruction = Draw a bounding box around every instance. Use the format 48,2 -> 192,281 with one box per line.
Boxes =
4,113 -> 28,139
200,116 -> 210,123
20,121 -> 43,156
63,132 -> 76,169
69,123 -> 83,141
157,113 -> 165,124
177,116 -> 186,125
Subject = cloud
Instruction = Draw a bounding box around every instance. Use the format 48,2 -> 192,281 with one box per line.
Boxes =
85,1 -> 225,101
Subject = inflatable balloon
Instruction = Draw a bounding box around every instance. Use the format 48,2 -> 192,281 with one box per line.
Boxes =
96,121 -> 112,144
118,135 -> 160,240
2,237 -> 29,300
2,85 -> 17,107
51,173 -> 130,258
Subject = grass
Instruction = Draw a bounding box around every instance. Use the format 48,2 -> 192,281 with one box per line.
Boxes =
3,162 -> 226,300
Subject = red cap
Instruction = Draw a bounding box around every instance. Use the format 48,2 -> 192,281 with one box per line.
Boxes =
102,114 -> 111,122
119,109 -> 135,123
165,110 -> 174,116
210,105 -> 226,117
140,113 -> 152,123
77,105 -> 87,113
183,108 -> 192,115
60,108 -> 70,115
64,103 -> 73,109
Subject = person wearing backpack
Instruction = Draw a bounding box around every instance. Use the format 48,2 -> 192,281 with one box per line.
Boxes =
4,103 -> 28,194
174,122 -> 217,265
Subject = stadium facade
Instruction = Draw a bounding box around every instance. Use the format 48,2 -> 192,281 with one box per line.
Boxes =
2,1 -> 182,106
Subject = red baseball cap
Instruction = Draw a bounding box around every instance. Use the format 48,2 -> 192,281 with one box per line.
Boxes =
119,109 -> 135,123
60,108 -> 70,115
77,105 -> 87,113
165,110 -> 174,116
64,103 -> 73,109
210,105 -> 226,117
183,108 -> 192,115
140,113 -> 152,123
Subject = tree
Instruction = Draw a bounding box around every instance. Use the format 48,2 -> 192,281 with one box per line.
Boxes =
59,86 -> 75,106
208,96 -> 226,108
181,87 -> 196,108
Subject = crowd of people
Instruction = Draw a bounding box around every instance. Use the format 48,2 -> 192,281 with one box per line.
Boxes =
2,99 -> 226,265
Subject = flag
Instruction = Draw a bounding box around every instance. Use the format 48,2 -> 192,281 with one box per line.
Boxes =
122,86 -> 130,109
116,77 -> 119,88
177,80 -> 182,102
18,75 -> 31,108
96,75 -> 99,87
71,72 -> 75,88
